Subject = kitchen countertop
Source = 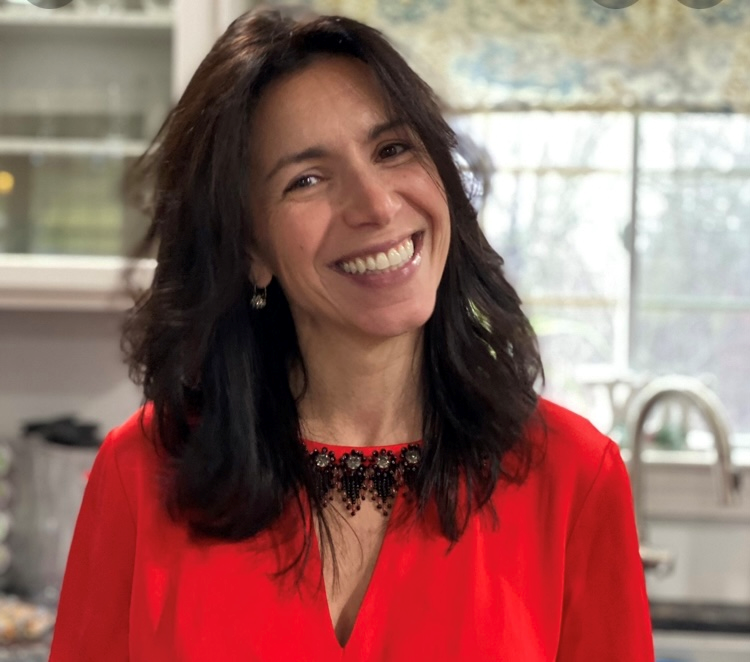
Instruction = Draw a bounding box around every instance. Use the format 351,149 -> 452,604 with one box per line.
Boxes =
0,640 -> 49,662
651,600 -> 750,634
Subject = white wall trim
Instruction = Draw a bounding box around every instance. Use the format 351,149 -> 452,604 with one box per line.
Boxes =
0,255 -> 155,311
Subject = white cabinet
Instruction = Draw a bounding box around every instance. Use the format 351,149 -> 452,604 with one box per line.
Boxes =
0,0 -> 238,310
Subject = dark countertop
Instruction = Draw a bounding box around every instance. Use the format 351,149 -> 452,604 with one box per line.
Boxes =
0,640 -> 49,663
651,601 -> 750,634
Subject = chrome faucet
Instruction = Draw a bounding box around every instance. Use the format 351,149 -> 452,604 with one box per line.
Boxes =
624,375 -> 738,542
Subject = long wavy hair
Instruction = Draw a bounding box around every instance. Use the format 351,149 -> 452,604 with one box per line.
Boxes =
122,8 -> 543,576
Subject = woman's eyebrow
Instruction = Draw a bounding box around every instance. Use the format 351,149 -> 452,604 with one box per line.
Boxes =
264,119 -> 408,183
368,118 -> 407,141
264,146 -> 329,183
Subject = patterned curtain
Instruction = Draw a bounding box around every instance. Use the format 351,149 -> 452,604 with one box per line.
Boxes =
256,0 -> 749,112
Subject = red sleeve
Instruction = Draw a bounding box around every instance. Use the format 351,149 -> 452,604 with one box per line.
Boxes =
49,432 -> 135,662
556,441 -> 654,662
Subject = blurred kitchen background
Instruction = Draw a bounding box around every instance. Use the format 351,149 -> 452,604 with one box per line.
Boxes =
0,0 -> 748,660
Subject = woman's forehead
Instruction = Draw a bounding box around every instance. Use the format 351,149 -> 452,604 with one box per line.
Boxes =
249,57 -> 393,147
251,57 -> 402,168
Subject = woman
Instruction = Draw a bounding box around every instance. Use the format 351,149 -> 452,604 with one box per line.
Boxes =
50,9 -> 653,662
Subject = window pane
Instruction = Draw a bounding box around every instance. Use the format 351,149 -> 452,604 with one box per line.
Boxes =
632,309 -> 749,434
640,113 -> 750,172
634,113 -> 750,435
456,112 -> 633,422
483,170 -> 631,300
637,172 -> 749,300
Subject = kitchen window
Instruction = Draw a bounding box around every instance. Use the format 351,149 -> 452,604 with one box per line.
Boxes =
453,111 -> 750,444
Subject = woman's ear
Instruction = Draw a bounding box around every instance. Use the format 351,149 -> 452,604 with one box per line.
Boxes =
247,246 -> 274,289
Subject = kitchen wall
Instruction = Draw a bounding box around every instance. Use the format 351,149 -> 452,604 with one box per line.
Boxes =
0,310 -> 141,440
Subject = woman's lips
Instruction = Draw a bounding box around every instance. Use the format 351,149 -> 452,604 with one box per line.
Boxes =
332,231 -> 420,266
334,232 -> 424,287
338,234 -> 416,275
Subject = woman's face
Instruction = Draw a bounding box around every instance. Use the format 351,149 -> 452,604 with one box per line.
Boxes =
248,56 -> 451,342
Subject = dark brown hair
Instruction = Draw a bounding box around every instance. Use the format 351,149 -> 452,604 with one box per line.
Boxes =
123,8 -> 543,576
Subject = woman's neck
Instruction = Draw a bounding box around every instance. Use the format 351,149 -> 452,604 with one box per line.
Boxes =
293,326 -> 423,448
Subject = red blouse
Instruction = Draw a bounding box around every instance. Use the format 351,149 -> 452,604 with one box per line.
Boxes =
49,399 -> 654,662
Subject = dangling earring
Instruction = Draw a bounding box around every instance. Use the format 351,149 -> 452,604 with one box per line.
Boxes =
250,285 -> 267,310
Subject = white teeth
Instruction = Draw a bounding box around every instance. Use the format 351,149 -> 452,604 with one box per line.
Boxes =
339,235 -> 417,275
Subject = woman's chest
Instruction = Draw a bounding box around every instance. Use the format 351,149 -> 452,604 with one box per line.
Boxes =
128,493 -> 566,662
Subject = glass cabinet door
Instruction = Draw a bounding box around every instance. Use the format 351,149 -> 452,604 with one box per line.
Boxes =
0,0 -> 173,257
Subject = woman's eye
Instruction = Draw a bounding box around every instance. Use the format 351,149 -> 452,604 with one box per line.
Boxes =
284,174 -> 320,193
379,142 -> 411,160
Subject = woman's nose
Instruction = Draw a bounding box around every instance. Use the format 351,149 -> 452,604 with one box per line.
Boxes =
339,166 -> 401,228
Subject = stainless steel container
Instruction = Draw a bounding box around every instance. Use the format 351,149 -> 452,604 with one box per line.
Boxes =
9,434 -> 97,606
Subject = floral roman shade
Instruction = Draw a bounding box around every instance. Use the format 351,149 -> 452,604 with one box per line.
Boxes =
258,0 -> 749,112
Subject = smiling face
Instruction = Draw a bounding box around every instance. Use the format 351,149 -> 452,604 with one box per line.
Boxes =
248,56 -> 451,344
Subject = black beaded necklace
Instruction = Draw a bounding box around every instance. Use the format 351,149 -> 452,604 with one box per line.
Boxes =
305,444 -> 422,517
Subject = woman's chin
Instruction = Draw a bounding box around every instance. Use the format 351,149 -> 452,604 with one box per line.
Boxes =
351,305 -> 435,341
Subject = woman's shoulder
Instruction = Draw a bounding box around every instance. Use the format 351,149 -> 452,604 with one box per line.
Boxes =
502,398 -> 634,538
98,402 -> 162,476
535,397 -> 614,454
85,403 -> 170,527
527,397 -> 622,488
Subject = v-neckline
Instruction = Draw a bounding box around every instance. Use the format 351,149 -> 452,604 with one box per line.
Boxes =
301,438 -> 420,652
310,485 -> 402,652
